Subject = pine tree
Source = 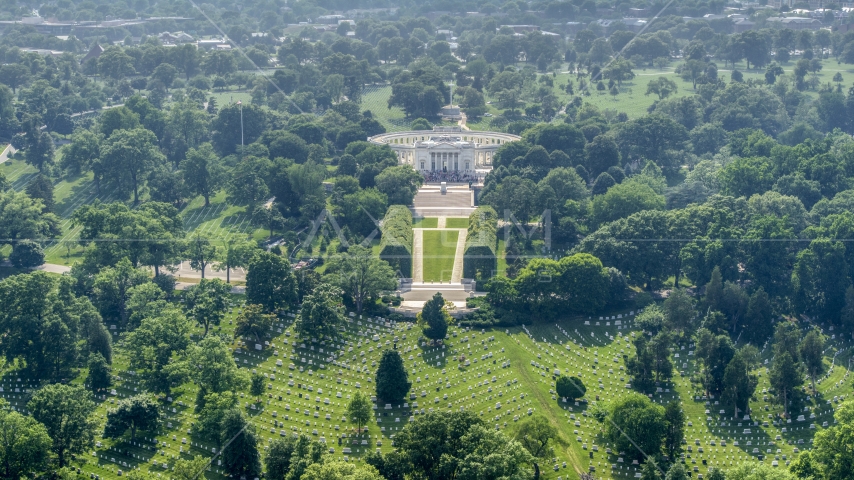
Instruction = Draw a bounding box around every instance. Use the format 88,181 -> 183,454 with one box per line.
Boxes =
25,174 -> 54,213
769,352 -> 803,418
375,350 -> 411,403
219,409 -> 261,478
86,352 -> 111,393
663,401 -> 684,460
420,292 -> 448,341
640,459 -> 662,480
705,266 -> 723,311
799,328 -> 826,392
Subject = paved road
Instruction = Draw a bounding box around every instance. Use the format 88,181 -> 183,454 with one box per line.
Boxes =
0,144 -> 16,164
12,262 -> 244,292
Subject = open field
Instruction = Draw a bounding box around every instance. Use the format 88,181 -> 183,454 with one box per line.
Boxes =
421,229 -> 458,283
207,91 -> 253,109
2,299 -> 850,480
363,59 -> 854,132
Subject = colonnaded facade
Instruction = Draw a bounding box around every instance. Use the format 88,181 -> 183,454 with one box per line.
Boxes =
367,126 -> 522,174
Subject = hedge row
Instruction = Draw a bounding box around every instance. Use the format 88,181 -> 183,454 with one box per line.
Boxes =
379,205 -> 413,277
463,206 -> 498,280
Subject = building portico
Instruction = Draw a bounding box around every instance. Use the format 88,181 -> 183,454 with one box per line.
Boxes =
367,126 -> 521,176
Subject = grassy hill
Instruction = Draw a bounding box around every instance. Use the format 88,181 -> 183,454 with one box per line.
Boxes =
2,299 -> 851,480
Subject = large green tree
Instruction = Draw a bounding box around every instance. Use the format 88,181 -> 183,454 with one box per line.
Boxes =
375,350 -> 411,403
211,103 -> 267,155
28,384 -> 97,468
375,165 -> 423,205
792,238 -> 851,324
182,143 -> 224,207
805,400 -> 854,480
234,303 -> 276,344
183,278 -> 232,336
296,283 -> 344,340
515,415 -> 557,459
99,128 -> 165,204
213,238 -> 255,284
393,411 -> 532,480
0,273 -> 89,381
0,407 -> 52,479
182,336 -> 249,394
556,375 -> 586,400
663,401 -> 685,461
769,352 -> 803,418
219,409 -> 261,478
590,179 -> 665,227
124,308 -> 192,392
246,251 -> 298,313
346,391 -> 373,434
324,245 -> 396,313
721,351 -> 758,419
604,393 -> 666,462
104,394 -> 160,442
0,190 -> 60,255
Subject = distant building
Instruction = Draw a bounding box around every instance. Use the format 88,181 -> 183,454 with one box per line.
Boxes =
158,31 -> 194,44
734,18 -> 756,32
316,14 -> 345,24
80,43 -> 103,65
369,126 -> 521,174
500,24 -> 541,33
621,18 -> 648,33
765,16 -> 824,29
197,38 -> 226,49
20,47 -> 64,57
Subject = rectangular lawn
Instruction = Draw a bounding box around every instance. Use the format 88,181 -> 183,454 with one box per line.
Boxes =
422,229 -> 459,282
413,217 -> 438,228
445,217 -> 469,229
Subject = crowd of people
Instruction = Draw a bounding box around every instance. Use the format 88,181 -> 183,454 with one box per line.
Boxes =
421,171 -> 483,184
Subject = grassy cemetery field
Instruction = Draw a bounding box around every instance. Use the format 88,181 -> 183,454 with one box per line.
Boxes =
2,299 -> 851,480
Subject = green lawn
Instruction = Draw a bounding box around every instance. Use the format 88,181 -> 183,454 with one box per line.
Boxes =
362,58 -> 854,132
207,90 -> 253,109
422,229 -> 458,282
413,217 -> 438,228
361,85 -> 411,131
445,217 -> 469,229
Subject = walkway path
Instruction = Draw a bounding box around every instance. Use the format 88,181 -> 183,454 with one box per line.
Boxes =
457,112 -> 470,131
450,228 -> 467,283
0,144 -> 16,164
436,216 -> 446,229
412,229 -> 424,283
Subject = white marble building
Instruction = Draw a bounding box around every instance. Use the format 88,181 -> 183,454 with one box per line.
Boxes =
367,126 -> 521,173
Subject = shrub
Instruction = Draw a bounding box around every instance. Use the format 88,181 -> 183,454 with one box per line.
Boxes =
379,206 -> 413,277
463,206 -> 498,280
556,375 -> 587,400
